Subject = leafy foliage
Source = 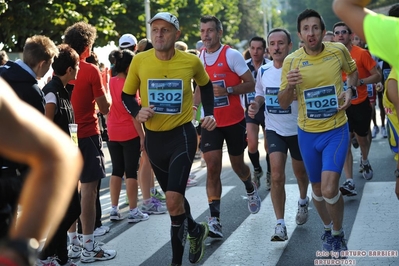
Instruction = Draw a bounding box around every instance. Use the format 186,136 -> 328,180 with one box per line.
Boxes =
0,0 -> 395,52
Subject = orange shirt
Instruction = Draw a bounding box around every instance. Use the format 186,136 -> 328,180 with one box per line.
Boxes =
342,45 -> 377,104
342,45 -> 376,105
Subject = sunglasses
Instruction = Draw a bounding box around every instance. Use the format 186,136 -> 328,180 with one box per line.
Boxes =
334,30 -> 349,35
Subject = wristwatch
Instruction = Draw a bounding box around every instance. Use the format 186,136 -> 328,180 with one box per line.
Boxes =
394,169 -> 399,178
359,79 -> 364,86
226,87 -> 233,94
347,85 -> 357,95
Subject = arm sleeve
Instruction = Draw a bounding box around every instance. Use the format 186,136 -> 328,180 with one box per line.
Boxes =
121,91 -> 141,118
199,80 -> 214,116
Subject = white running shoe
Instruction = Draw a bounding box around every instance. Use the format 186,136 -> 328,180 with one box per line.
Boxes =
247,182 -> 261,214
296,197 -> 309,225
271,223 -> 288,241
80,242 -> 116,263
207,216 -> 223,238
140,198 -> 167,214
67,243 -> 81,259
128,209 -> 149,223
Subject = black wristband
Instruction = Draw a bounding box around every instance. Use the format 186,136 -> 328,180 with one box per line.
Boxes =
0,238 -> 39,266
347,85 -> 357,95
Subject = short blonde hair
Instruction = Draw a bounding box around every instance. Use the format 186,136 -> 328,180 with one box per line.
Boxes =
23,35 -> 58,69
175,41 -> 188,51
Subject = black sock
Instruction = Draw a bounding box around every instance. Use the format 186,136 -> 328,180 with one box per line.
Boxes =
243,174 -> 254,193
248,150 -> 261,170
209,200 -> 221,218
170,213 -> 187,265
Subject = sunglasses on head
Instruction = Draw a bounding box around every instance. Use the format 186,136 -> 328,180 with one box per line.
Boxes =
334,30 -> 349,35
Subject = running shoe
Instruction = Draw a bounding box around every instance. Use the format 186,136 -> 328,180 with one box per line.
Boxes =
36,256 -> 61,266
265,172 -> 271,191
247,182 -> 261,214
140,198 -> 167,214
151,189 -> 166,202
60,259 -> 78,266
351,137 -> 359,149
271,223 -> 288,241
194,151 -> 202,160
340,180 -> 357,196
331,231 -> 348,258
321,230 -> 334,252
80,242 -> 116,263
371,125 -> 379,138
93,226 -> 107,237
109,209 -> 124,221
252,168 -> 263,189
200,158 -> 206,168
128,209 -> 149,223
187,177 -> 198,187
361,161 -> 373,180
295,197 -> 309,225
381,126 -> 387,138
67,243 -> 81,259
188,222 -> 209,263
207,216 -> 223,238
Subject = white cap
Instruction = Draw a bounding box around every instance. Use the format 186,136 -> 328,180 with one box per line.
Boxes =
119,34 -> 137,48
148,12 -> 179,30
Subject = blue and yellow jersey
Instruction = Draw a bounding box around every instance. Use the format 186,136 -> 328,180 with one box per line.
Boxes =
280,42 -> 356,133
383,68 -> 399,155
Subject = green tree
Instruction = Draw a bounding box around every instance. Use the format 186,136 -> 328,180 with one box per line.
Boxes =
282,0 -> 340,49
0,0 -> 246,52
0,0 -> 125,51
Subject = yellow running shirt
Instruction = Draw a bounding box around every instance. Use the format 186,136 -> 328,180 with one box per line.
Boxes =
364,13 -> 399,94
280,42 -> 357,133
383,68 -> 399,155
123,49 -> 210,131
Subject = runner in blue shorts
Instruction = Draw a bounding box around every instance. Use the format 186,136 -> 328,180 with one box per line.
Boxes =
278,9 -> 357,258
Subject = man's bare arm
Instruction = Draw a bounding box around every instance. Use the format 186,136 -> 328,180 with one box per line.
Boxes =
0,78 -> 83,241
333,0 -> 374,42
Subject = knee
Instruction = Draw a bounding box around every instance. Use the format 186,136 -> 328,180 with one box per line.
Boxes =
165,191 -> 184,215
321,185 -> 338,199
323,191 -> 341,205
271,173 -> 284,186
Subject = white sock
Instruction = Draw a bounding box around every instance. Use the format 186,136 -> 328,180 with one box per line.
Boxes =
324,222 -> 332,231
362,159 -> 369,165
83,234 -> 95,251
277,219 -> 285,226
298,197 -> 308,205
68,232 -> 80,245
130,207 -> 138,214
347,178 -> 354,184
332,228 -> 343,236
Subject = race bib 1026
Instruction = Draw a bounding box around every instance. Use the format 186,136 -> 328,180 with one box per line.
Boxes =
304,85 -> 338,119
